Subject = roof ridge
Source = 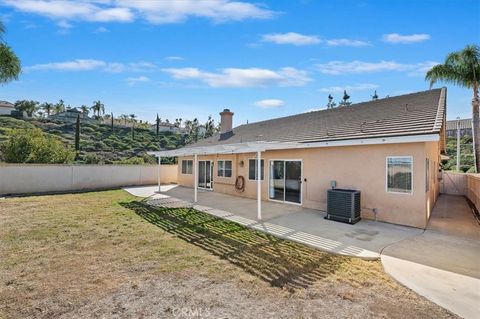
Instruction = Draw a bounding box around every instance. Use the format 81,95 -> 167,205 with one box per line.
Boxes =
241,88 -> 443,127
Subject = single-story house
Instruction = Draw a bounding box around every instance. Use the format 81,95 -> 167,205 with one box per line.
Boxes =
446,118 -> 472,137
149,122 -> 188,135
150,88 -> 446,228
0,100 -> 15,116
49,107 -> 93,123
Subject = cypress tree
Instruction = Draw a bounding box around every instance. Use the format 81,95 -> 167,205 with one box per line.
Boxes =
111,112 -> 114,130
75,114 -> 80,152
156,113 -> 160,137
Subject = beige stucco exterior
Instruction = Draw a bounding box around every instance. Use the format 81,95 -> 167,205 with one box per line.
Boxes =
177,141 -> 443,228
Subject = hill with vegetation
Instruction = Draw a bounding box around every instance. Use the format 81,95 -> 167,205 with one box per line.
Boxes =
443,135 -> 475,172
0,116 -> 186,164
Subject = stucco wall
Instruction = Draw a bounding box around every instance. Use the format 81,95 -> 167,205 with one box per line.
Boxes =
177,142 -> 440,228
0,164 -> 177,196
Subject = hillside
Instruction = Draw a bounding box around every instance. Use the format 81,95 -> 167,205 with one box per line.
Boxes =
443,135 -> 475,172
0,117 -> 186,164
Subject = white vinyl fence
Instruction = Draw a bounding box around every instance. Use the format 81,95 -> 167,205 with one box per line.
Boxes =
0,164 -> 177,196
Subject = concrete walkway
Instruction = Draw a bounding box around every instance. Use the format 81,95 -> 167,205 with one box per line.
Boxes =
123,185 -> 422,260
382,195 -> 480,319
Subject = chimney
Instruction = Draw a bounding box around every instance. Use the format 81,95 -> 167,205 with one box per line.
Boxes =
219,108 -> 234,134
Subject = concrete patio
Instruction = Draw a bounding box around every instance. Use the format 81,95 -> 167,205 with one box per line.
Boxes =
124,185 -> 423,259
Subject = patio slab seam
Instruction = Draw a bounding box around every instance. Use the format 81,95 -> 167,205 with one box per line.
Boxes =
146,195 -> 379,260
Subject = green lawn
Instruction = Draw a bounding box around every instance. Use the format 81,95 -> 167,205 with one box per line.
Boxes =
0,190 -> 456,318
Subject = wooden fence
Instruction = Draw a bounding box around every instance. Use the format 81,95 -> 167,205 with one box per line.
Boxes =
441,171 -> 480,211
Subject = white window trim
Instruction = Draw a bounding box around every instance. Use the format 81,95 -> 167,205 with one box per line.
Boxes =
217,160 -> 233,178
385,156 -> 413,195
181,159 -> 193,175
247,158 -> 265,181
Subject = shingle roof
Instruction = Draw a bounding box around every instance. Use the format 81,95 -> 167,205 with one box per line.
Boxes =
446,118 -> 472,131
192,88 -> 446,147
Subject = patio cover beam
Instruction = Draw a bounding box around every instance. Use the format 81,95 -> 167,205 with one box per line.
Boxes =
257,151 -> 262,220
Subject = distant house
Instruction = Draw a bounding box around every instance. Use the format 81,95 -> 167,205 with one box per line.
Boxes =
49,107 -> 93,123
150,88 -> 447,229
150,122 -> 188,135
0,101 -> 15,116
446,118 -> 472,137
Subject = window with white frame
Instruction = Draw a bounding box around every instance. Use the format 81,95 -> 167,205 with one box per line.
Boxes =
217,160 -> 232,177
248,159 -> 264,180
181,160 -> 193,174
386,156 -> 413,194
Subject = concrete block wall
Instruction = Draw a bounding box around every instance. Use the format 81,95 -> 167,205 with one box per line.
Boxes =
0,164 -> 178,196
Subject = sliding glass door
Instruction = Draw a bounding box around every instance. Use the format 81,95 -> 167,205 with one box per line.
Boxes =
198,160 -> 213,189
269,160 -> 302,204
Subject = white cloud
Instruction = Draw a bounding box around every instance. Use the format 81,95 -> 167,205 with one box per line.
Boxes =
57,20 -> 72,29
126,75 -> 150,86
254,99 -> 284,108
163,67 -> 311,87
319,83 -> 379,93
315,60 -> 438,76
3,0 -> 274,25
325,38 -> 370,47
94,26 -> 109,33
3,0 -> 134,23
261,32 -> 321,46
25,59 -> 158,73
165,56 -> 184,61
382,33 -> 431,44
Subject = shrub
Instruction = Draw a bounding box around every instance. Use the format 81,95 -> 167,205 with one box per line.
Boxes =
114,157 -> 145,164
84,153 -> 101,164
0,128 -> 75,164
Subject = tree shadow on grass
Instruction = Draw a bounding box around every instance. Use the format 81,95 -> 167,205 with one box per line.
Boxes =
121,201 -> 349,291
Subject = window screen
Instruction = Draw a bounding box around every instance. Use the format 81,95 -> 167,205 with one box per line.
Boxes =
387,157 -> 413,194
181,160 -> 193,174
248,159 -> 264,180
217,160 -> 232,177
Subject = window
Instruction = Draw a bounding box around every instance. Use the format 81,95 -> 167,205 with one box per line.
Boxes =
425,158 -> 430,192
217,160 -> 232,177
248,159 -> 264,180
181,160 -> 193,174
386,156 -> 413,194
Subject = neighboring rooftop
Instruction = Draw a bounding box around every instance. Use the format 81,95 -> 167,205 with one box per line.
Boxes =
0,101 -> 14,108
446,118 -> 472,131
192,88 -> 446,147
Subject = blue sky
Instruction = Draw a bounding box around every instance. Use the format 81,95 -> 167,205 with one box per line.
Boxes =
1,0 -> 479,126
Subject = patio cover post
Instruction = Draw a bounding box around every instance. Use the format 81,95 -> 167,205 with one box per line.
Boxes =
194,153 -> 198,203
157,156 -> 162,192
257,151 -> 262,220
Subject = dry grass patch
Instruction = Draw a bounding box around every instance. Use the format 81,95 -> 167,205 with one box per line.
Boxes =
0,190 -> 456,319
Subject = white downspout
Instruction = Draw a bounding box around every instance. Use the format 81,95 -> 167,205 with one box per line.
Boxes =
194,153 -> 198,203
157,156 -> 162,192
257,151 -> 262,220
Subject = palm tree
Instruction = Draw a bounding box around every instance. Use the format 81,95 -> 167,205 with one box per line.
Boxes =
14,100 -> 39,117
119,114 -> 129,125
80,105 -> 89,116
0,21 -> 21,84
91,100 -> 105,118
426,45 -> 480,172
40,102 -> 53,117
54,99 -> 65,114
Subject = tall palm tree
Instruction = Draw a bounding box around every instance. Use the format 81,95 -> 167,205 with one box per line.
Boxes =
40,102 -> 53,117
426,44 -> 480,172
0,21 -> 21,84
80,105 -> 89,116
54,99 -> 65,114
90,100 -> 105,118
